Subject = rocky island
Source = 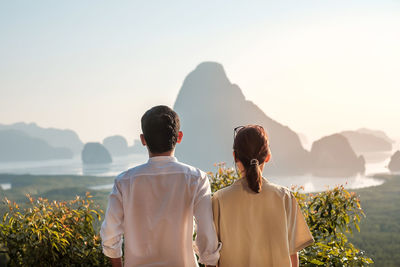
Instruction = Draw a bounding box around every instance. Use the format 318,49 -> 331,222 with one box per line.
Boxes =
310,134 -> 365,177
340,130 -> 392,153
103,135 -> 130,156
81,142 -> 112,164
388,151 -> 400,172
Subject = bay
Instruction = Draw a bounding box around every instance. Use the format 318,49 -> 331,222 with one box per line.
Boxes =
0,148 -> 396,193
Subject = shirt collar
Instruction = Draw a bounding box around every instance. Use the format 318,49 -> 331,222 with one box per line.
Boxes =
234,176 -> 269,187
147,156 -> 178,163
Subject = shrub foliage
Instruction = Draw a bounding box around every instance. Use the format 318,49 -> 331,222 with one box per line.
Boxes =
0,192 -> 109,266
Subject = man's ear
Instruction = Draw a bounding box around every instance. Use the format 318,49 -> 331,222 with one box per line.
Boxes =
140,134 -> 146,146
177,131 -> 183,144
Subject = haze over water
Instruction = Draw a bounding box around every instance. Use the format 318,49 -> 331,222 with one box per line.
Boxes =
2,141 -> 398,193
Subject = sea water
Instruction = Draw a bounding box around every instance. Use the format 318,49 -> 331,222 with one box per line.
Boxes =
0,145 -> 397,192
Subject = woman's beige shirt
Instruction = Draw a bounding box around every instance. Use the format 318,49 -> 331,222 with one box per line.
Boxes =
212,178 -> 314,267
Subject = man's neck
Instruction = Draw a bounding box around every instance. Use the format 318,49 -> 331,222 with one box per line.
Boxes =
148,150 -> 175,158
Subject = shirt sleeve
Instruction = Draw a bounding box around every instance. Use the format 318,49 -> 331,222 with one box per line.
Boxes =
193,173 -> 222,265
211,194 -> 220,241
287,192 -> 314,254
100,179 -> 124,258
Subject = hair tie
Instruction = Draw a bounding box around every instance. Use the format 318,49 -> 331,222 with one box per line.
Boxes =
250,159 -> 259,166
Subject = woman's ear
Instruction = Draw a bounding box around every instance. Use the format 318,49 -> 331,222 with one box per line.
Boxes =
233,150 -> 237,162
265,153 -> 271,163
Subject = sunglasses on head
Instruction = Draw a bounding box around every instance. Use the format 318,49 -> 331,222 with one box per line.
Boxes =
233,126 -> 244,139
233,125 -> 265,139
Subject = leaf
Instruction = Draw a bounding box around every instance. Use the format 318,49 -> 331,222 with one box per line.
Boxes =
310,259 -> 325,265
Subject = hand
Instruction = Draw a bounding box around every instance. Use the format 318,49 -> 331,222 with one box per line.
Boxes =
109,257 -> 123,267
290,252 -> 299,267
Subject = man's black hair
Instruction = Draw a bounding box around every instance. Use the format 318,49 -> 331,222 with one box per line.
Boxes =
141,105 -> 180,154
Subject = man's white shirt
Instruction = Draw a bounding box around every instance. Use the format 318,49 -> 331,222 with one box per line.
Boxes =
100,156 -> 221,266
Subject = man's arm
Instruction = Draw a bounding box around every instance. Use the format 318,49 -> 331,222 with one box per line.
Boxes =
290,252 -> 299,267
193,173 -> 221,266
110,257 -> 123,267
100,180 -> 124,262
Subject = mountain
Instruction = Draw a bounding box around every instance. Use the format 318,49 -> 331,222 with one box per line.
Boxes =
298,133 -> 309,146
173,62 -> 310,175
0,129 -> 73,162
103,135 -> 130,156
340,130 -> 392,153
0,122 -> 83,154
103,136 -> 147,155
81,142 -> 112,164
357,128 -> 395,144
388,151 -> 400,172
310,134 -> 365,177
129,139 -> 147,154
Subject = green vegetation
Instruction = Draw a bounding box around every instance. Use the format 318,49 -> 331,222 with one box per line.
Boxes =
0,174 -> 113,266
295,186 -> 372,266
0,193 -> 108,266
0,174 -> 113,214
349,174 -> 400,267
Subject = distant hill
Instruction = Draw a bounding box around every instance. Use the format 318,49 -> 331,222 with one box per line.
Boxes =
357,128 -> 395,144
0,122 -> 83,154
340,130 -> 392,153
0,130 -> 73,162
298,132 -> 309,147
103,136 -> 147,156
103,135 -> 130,156
129,139 -> 147,154
81,142 -> 112,164
173,62 -> 310,175
388,151 -> 400,172
310,134 -> 365,177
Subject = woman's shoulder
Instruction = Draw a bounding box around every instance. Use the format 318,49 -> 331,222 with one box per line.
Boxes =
212,178 -> 245,199
213,178 -> 293,200
262,178 -> 293,198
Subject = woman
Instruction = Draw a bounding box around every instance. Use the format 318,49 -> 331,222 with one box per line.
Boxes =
211,125 -> 314,267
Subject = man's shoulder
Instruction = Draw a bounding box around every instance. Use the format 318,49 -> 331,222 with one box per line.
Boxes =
115,162 -> 149,182
114,160 -> 208,182
174,160 -> 207,178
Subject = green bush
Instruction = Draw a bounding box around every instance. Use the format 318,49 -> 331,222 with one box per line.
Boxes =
294,186 -> 373,266
208,163 -> 373,266
0,193 -> 109,267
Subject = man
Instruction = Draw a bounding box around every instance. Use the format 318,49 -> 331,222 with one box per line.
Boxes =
100,105 -> 220,267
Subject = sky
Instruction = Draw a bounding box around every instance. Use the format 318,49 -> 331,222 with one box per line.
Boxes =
1,0 -> 399,145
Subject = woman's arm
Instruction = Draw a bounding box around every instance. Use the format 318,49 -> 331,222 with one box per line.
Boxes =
290,252 -> 299,267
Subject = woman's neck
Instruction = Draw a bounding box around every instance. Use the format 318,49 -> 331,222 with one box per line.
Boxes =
236,161 -> 265,177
